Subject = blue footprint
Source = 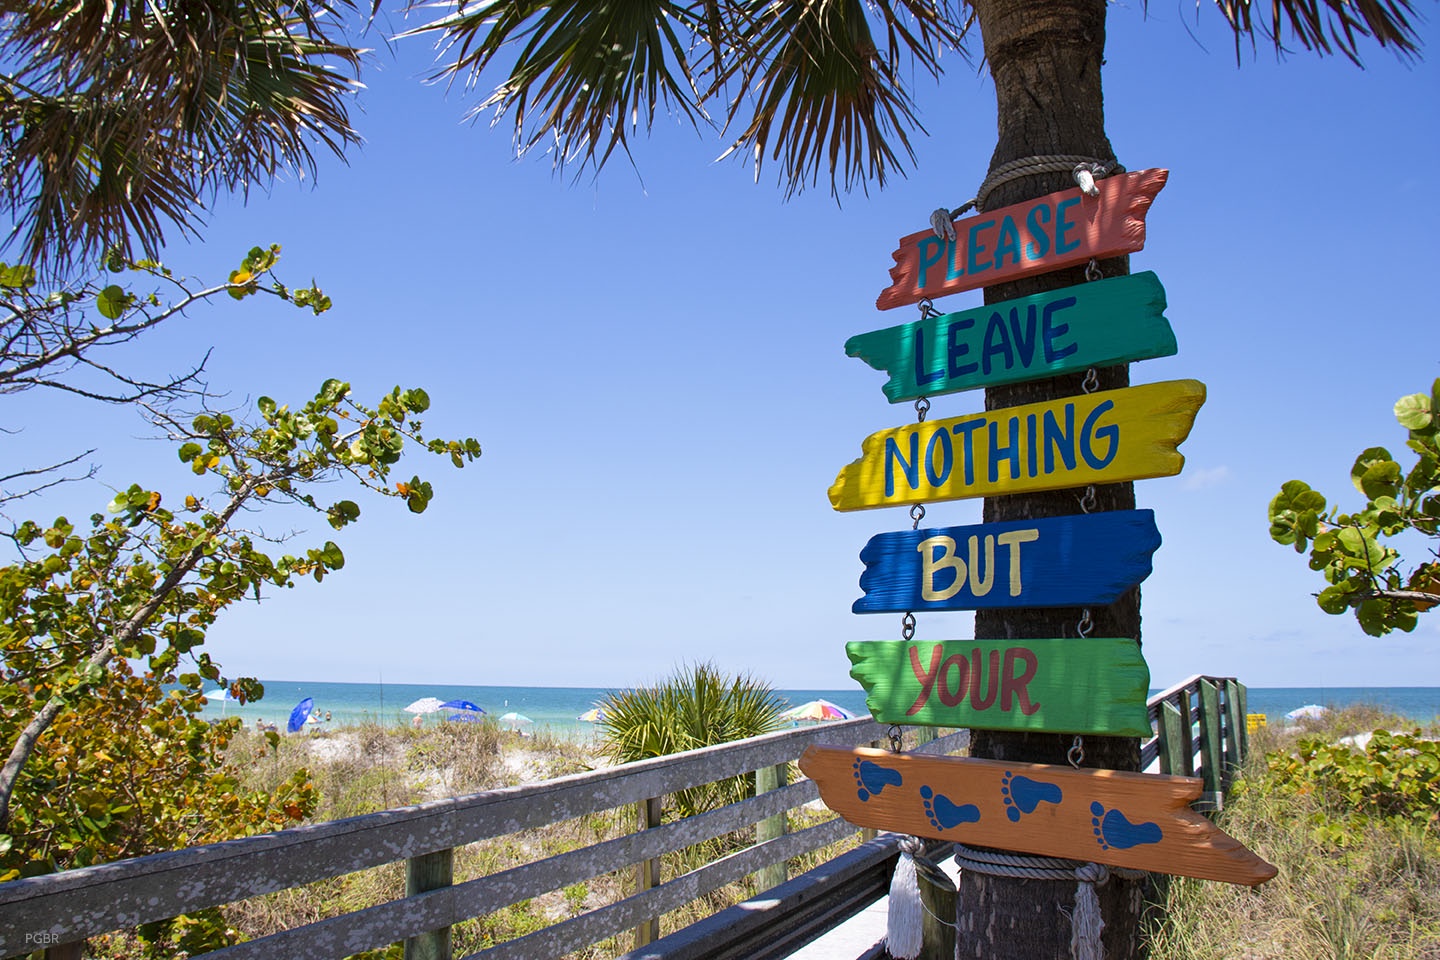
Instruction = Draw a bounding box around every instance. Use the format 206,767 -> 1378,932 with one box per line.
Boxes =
1001,770 -> 1062,823
853,759 -> 903,802
1090,801 -> 1162,850
921,785 -> 980,831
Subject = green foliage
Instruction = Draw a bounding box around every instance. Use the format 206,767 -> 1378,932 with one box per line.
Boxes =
0,246 -> 335,434
1268,378 -> 1440,636
0,373 -> 480,920
599,662 -> 785,819
1256,730 -> 1440,847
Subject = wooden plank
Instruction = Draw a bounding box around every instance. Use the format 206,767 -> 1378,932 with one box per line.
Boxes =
404,849 -> 453,960
799,746 -> 1276,886
1159,701 -> 1186,777
1198,680 -> 1223,809
846,638 -> 1150,737
1223,680 -> 1244,792
828,380 -> 1205,511
1235,681 -> 1250,761
852,510 -> 1161,613
915,856 -> 956,960
875,170 -> 1169,310
635,797 -> 664,948
755,764 -> 789,891
0,718 -> 898,955
848,272 -> 1175,402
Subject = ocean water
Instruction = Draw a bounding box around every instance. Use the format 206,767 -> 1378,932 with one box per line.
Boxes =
202,680 -> 1440,738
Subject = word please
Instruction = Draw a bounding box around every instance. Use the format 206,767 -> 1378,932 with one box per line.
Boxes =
915,197 -> 1085,289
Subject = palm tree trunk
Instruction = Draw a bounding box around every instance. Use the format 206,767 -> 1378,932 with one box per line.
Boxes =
957,1 -> 1145,956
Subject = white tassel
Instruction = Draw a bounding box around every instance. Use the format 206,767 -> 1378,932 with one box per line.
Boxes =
887,837 -> 925,959
1070,863 -> 1108,960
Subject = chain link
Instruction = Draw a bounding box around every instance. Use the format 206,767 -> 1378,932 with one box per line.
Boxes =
1085,258 -> 1103,282
1078,485 -> 1097,514
889,725 -> 904,752
902,612 -> 916,640
914,396 -> 930,422
1068,736 -> 1085,768
1078,608 -> 1093,638
918,297 -> 941,320
910,503 -> 927,530
1081,366 -> 1099,394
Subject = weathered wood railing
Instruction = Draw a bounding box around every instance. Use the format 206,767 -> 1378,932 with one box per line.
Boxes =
0,719 -> 968,960
1140,674 -> 1248,810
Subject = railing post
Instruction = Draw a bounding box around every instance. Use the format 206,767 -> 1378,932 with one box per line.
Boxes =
755,762 -> 789,891
1197,679 -> 1223,812
404,848 -> 454,960
634,796 -> 663,949
1222,679 -> 1245,789
915,855 -> 957,960
1159,699 -> 1186,776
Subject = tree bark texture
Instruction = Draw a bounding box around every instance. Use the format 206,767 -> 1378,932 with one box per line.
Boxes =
956,1 -> 1145,957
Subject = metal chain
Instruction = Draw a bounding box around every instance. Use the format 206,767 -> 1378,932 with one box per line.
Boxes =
1068,736 -> 1085,768
889,725 -> 904,752
902,612 -> 916,640
910,503 -> 927,529
1078,485 -> 1097,514
1085,258 -> 1103,282
914,397 -> 930,422
1081,367 -> 1099,394
1077,608 -> 1093,638
918,297 -> 942,320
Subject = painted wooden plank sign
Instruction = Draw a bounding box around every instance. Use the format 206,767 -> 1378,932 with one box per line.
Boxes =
799,745 -> 1277,886
828,379 -> 1205,512
846,638 -> 1151,736
875,169 -> 1169,311
847,272 -> 1175,403
853,510 -> 1161,613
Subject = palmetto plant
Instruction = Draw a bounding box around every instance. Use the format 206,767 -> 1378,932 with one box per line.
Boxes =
0,1 -> 366,273
598,661 -> 785,819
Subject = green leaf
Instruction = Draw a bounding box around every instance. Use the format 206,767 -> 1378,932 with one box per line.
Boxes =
0,263 -> 36,288
1350,448 -> 1394,495
177,442 -> 202,462
1395,392 -> 1433,431
95,284 -> 129,320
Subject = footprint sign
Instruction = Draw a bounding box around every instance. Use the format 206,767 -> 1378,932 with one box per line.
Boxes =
798,745 -> 1276,886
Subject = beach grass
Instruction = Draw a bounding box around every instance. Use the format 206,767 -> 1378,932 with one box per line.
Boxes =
1144,705 -> 1440,959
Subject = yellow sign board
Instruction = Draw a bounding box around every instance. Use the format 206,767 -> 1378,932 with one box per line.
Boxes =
828,379 -> 1205,511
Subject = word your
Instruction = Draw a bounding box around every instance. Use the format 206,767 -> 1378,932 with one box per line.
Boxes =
905,643 -> 1040,716
918,530 -> 1040,600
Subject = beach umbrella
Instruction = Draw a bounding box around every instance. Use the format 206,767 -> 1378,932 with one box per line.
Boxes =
780,699 -> 855,722
576,707 -> 607,723
439,699 -> 484,714
499,712 -> 533,732
1285,704 -> 1328,722
202,687 -> 236,715
403,697 -> 446,714
287,698 -> 314,734
447,713 -> 484,723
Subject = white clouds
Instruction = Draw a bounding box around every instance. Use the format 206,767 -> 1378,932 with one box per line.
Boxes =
1181,465 -> 1231,491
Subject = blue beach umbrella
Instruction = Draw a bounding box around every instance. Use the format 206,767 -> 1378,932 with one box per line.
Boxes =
439,699 -> 484,714
447,713 -> 484,722
287,698 -> 314,734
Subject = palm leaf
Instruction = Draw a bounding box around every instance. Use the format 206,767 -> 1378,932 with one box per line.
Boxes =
0,1 -> 365,272
1190,0 -> 1420,64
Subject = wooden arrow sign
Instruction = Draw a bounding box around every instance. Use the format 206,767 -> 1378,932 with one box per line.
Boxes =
799,745 -> 1276,886
876,169 -> 1169,311
828,379 -> 1205,512
847,272 -> 1175,402
853,510 -> 1161,613
846,638 -> 1152,736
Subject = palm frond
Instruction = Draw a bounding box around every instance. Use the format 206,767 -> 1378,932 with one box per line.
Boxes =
404,0 -> 708,173
1192,0 -> 1421,64
0,1 -> 365,273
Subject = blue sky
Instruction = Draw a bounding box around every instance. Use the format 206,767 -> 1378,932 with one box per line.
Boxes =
7,4 -> 1439,690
